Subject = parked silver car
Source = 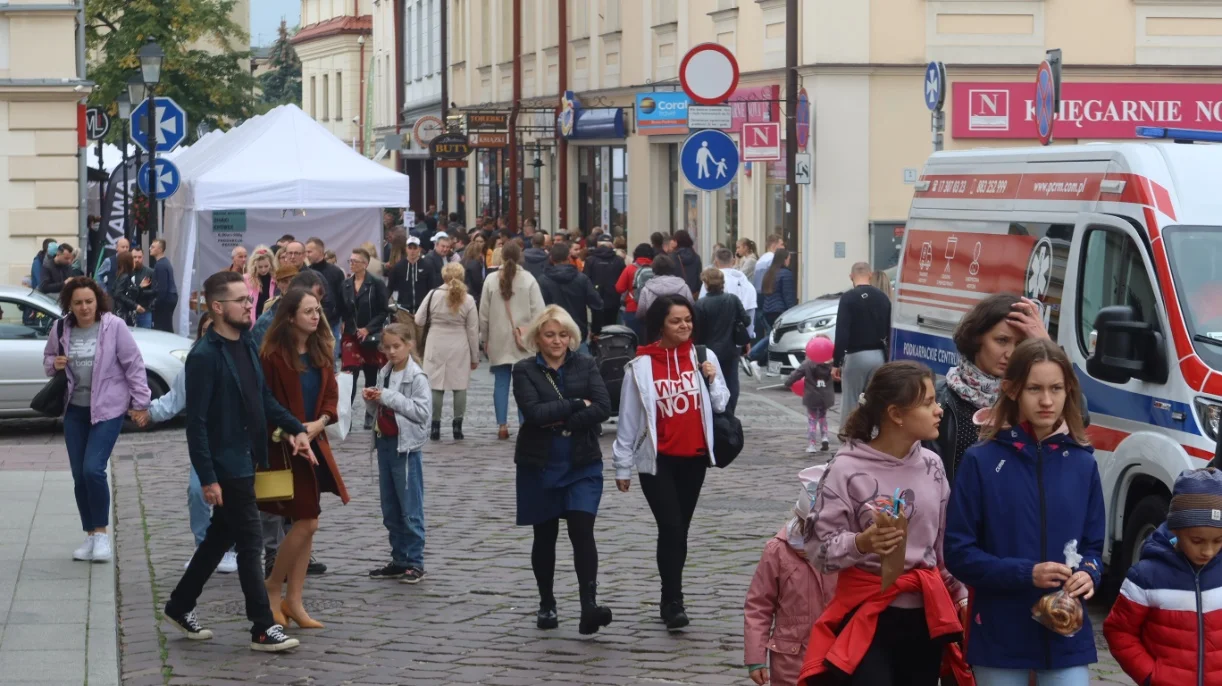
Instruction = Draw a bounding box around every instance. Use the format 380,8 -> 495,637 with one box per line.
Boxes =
766,295 -> 840,375
0,285 -> 189,418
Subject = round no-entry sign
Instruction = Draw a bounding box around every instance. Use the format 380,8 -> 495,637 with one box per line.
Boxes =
679,43 -> 739,105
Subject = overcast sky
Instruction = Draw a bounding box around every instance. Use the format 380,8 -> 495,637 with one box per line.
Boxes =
250,0 -> 301,47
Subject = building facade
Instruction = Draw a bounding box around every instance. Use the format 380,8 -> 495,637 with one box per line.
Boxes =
442,0 -> 1222,298
295,0 -> 373,151
0,1 -> 88,285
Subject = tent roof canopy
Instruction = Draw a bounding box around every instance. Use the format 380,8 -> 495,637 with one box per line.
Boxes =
166,104 -> 409,211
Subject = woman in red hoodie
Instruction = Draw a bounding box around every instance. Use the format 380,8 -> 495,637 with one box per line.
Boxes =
612,293 -> 730,630
614,243 -> 655,339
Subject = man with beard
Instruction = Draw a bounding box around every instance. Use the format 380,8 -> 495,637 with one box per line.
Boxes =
539,242 -> 602,353
305,237 -> 346,344
164,270 -> 311,652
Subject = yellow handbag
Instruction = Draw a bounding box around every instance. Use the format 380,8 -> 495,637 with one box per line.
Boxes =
255,440 -> 295,503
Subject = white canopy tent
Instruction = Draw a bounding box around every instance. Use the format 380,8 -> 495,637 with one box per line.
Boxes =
163,105 -> 410,334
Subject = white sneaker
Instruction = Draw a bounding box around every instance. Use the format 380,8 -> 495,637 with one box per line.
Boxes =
72,535 -> 95,561
91,533 -> 112,562
749,361 -> 764,382
806,443 -> 819,454
218,551 -> 238,574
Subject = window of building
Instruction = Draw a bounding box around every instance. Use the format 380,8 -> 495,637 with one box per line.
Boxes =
543,0 -> 558,47
323,74 -> 331,120
453,0 -> 466,59
577,146 -> 628,234
310,76 -> 317,118
716,0 -> 737,10
654,0 -> 677,25
417,2 -> 425,79
427,0 -> 434,74
0,16 -> 8,71
1077,227 -> 1159,356
523,0 -> 537,52
476,149 -> 506,219
602,0 -> 621,33
336,72 -> 343,120
570,0 -> 589,38
500,0 -> 513,62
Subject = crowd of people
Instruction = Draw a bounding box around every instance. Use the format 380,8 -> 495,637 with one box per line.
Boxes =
33,212 -> 1222,686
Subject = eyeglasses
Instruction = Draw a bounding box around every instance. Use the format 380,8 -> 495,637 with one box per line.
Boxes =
301,307 -> 323,316
216,296 -> 255,307
348,258 -> 367,264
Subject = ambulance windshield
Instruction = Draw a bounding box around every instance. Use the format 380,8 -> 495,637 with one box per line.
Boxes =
1164,226 -> 1222,366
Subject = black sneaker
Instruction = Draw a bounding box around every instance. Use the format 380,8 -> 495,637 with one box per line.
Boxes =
660,600 -> 689,630
165,607 -> 214,640
263,550 -> 276,580
251,624 -> 300,652
368,562 -> 408,579
306,556 -> 327,575
821,439 -> 830,452
400,567 -> 426,584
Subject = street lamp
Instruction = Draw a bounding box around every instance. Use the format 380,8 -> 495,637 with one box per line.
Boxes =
116,93 -> 132,240
138,38 -> 163,246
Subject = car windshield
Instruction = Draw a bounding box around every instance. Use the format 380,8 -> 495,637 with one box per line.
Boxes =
24,288 -> 61,314
1164,225 -> 1222,368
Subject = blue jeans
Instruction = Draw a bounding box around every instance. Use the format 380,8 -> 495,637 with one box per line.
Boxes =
135,311 -> 153,328
62,405 -> 123,531
621,310 -> 641,339
973,666 -> 1090,686
331,322 -> 342,359
187,467 -> 210,546
376,437 -> 425,569
491,364 -> 512,426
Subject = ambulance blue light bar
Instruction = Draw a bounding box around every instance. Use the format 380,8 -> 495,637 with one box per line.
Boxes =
1136,126 -> 1222,143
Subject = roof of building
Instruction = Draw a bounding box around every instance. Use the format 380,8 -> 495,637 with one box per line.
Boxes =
290,15 -> 372,44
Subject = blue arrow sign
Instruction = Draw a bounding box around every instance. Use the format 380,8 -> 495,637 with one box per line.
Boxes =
130,97 -> 188,154
681,129 -> 739,192
137,159 -> 181,200
924,61 -> 946,112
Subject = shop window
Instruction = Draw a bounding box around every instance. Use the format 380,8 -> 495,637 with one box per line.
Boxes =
577,146 -> 628,235
714,178 -> 739,253
477,149 -> 505,220
611,147 -> 628,235
1077,228 -> 1159,356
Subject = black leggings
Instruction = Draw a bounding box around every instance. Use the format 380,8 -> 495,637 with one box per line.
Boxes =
350,364 -> 380,408
638,454 -> 707,604
531,511 -> 598,605
847,607 -> 943,686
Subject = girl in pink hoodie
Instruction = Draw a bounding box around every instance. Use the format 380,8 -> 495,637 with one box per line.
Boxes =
744,466 -> 834,686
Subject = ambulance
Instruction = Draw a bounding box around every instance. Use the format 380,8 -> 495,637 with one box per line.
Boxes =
892,127 -> 1222,578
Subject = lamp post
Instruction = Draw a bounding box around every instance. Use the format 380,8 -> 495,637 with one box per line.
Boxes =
531,146 -> 543,223
137,39 -> 164,246
116,92 -> 132,240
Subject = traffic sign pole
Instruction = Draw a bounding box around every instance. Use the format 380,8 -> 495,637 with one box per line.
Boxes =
925,61 -> 947,153
146,90 -> 157,246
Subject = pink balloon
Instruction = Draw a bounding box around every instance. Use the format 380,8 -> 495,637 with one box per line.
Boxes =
791,377 -> 806,397
805,336 -> 834,364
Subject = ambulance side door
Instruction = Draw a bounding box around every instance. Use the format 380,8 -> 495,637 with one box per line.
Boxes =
1061,212 -> 1185,567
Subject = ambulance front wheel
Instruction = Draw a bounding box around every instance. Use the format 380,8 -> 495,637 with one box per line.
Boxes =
1119,493 -> 1170,579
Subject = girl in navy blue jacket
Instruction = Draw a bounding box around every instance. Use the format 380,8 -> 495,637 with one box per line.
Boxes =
944,338 -> 1105,686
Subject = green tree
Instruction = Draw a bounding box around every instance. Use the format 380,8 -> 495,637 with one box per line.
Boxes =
258,19 -> 302,106
86,0 -> 255,142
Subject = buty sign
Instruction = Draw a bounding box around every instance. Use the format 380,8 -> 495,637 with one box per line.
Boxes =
953,82 -> 1222,139
430,133 -> 471,168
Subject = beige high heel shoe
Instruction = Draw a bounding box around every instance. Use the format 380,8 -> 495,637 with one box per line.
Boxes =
281,601 -> 324,629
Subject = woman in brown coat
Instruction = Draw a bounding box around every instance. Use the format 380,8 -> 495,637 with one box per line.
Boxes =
259,288 -> 350,630
415,261 -> 479,441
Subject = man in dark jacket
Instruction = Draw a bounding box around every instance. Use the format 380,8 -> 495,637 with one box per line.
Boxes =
523,233 -> 550,278
832,262 -> 891,425
166,270 -> 308,652
583,234 -> 626,335
540,242 -> 602,350
388,236 -> 436,313
38,243 -> 76,295
670,230 -> 703,298
149,240 -> 179,332
305,237 -> 347,342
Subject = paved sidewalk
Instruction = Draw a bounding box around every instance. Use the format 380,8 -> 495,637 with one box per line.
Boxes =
0,459 -> 119,685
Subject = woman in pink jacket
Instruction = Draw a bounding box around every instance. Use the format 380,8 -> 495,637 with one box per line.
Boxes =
744,466 -> 834,686
43,277 -> 151,563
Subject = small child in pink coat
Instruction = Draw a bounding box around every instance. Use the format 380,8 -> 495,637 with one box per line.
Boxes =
744,466 -> 834,686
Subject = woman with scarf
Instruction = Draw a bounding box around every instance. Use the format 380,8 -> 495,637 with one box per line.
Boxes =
930,294 -> 1053,485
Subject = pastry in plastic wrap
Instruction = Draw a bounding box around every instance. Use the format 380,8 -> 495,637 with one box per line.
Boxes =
1031,540 -> 1085,637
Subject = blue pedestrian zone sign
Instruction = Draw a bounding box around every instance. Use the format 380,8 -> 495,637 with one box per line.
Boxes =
680,129 -> 739,192
137,159 -> 181,200
130,97 -> 188,154
924,61 -> 946,112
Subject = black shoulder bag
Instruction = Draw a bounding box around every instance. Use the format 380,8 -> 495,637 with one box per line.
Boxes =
31,319 -> 68,416
695,345 -> 743,468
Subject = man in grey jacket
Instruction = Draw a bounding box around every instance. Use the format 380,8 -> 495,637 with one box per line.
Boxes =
634,253 -> 693,317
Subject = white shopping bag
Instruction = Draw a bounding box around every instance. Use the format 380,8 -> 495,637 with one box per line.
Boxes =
326,372 -> 354,443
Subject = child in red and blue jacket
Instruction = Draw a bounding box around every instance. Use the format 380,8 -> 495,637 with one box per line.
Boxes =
1103,468 -> 1222,686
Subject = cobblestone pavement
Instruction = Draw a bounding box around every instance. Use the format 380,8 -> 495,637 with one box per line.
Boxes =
0,367 -> 1131,685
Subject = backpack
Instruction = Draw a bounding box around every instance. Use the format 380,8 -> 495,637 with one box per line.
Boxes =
631,265 -> 655,303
